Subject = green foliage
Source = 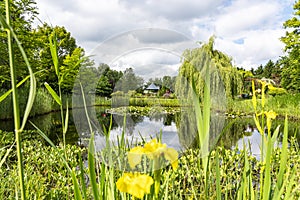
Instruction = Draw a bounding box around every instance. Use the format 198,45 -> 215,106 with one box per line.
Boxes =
228,93 -> 300,118
0,134 -> 84,199
0,0 -> 38,89
280,0 -> 300,91
96,64 -> 123,97
114,68 -> 144,93
175,36 -> 243,99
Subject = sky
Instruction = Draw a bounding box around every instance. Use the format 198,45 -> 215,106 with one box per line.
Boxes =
35,0 -> 295,76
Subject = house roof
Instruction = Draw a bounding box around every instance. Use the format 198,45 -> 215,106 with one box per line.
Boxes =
146,83 -> 159,90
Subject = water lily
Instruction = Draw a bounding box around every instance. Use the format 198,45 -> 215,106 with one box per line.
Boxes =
116,172 -> 154,199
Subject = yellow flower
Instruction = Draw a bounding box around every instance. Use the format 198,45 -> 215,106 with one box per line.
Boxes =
265,110 -> 277,132
128,146 -> 145,169
116,173 -> 154,199
265,110 -> 277,119
164,148 -> 179,170
143,139 -> 167,159
128,139 -> 179,170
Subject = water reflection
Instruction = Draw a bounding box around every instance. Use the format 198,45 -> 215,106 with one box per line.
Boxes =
0,106 -> 299,153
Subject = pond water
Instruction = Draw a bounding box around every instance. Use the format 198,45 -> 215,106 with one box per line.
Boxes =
0,106 -> 299,157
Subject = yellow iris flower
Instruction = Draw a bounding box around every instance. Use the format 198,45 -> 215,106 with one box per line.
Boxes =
116,172 -> 154,199
265,110 -> 277,132
128,139 -> 178,170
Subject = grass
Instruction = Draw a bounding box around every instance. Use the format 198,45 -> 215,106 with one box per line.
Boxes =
228,93 -> 300,119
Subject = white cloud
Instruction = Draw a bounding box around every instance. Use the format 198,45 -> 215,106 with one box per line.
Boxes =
35,0 -> 293,69
215,0 -> 281,37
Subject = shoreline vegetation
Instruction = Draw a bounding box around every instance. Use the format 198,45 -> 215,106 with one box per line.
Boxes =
1,92 -> 300,121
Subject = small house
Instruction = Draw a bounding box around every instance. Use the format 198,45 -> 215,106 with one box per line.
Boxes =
144,83 -> 160,94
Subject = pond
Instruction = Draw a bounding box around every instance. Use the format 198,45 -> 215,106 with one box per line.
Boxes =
0,106 -> 299,157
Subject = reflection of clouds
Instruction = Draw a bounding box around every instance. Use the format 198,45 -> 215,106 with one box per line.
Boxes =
236,129 -> 279,160
99,116 -> 181,150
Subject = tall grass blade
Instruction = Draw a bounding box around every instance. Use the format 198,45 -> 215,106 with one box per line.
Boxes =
71,168 -> 83,200
78,152 -> 88,200
29,121 -> 56,149
49,32 -> 59,77
191,76 -> 203,145
88,133 -> 100,200
215,149 -> 221,200
0,143 -> 15,168
44,82 -> 62,105
275,115 -> 288,193
2,1 -> 25,198
20,75 -> 36,131
262,126 -> 279,200
0,75 -> 29,103
1,9 -> 37,132
63,101 -> 69,134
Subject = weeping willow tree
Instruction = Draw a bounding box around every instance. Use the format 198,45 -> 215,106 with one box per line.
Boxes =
175,36 -> 243,100
174,36 -> 243,150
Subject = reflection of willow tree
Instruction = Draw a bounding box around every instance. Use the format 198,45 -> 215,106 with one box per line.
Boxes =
112,114 -> 144,136
218,118 -> 255,149
175,110 -> 225,149
174,37 -> 245,149
163,114 -> 176,126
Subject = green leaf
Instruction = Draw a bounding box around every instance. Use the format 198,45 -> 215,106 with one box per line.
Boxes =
49,32 -> 59,77
63,101 -> 69,134
44,82 -> 62,105
274,115 -> 289,196
88,133 -> 99,199
0,143 -> 15,168
20,75 -> 36,131
215,149 -> 221,200
71,168 -> 83,200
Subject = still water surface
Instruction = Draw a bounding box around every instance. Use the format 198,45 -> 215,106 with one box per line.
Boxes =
0,106 -> 299,157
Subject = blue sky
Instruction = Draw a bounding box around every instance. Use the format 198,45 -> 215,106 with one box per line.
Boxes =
35,0 -> 295,71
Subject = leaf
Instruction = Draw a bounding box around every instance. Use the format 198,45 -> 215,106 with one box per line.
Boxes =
63,101 -> 69,134
20,75 -> 36,131
274,115 -> 289,196
44,82 -> 62,105
88,133 -> 99,199
0,73 -> 39,104
71,168 -> 83,200
49,32 -> 59,77
0,143 -> 15,168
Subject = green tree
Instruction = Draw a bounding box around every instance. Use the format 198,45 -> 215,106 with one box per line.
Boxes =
176,36 -> 243,99
61,47 -> 92,93
115,68 -> 144,93
280,0 -> 300,91
34,24 -> 87,92
96,64 -> 123,96
0,0 -> 38,89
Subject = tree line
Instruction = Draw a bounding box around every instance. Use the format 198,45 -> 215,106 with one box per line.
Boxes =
1,0 -> 300,98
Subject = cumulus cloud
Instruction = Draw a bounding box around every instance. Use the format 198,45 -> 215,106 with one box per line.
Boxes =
35,0 -> 294,69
